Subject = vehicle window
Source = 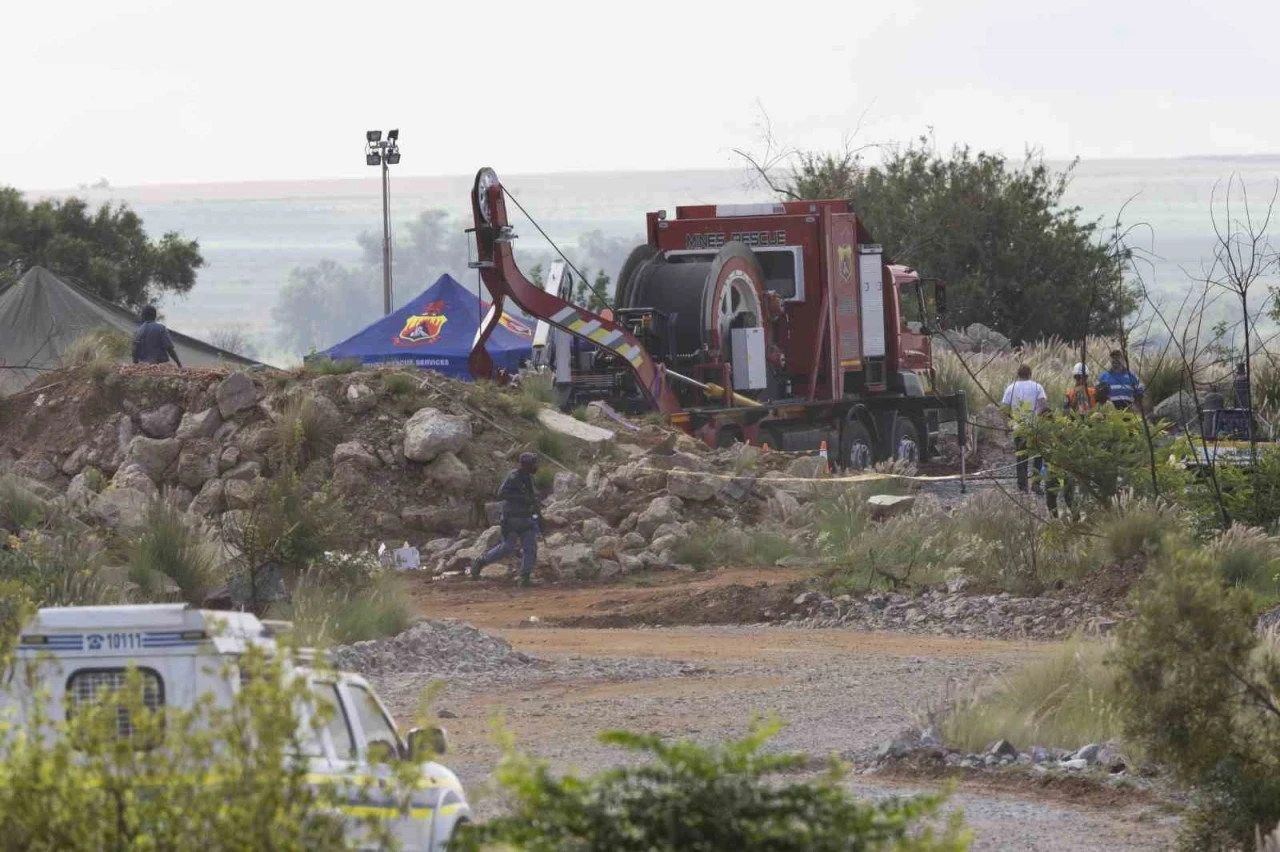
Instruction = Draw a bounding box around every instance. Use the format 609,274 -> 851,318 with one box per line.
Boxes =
899,282 -> 924,330
348,685 -> 400,754
306,682 -> 356,760
757,250 -> 797,300
66,668 -> 164,738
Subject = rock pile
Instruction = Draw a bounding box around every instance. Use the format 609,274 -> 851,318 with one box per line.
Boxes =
329,620 -> 534,678
788,587 -> 1122,640
869,728 -> 1132,777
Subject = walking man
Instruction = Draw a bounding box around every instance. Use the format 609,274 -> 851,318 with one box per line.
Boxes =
131,305 -> 183,368
1099,350 -> 1143,411
1001,364 -> 1049,493
468,452 -> 542,587
1046,363 -> 1095,518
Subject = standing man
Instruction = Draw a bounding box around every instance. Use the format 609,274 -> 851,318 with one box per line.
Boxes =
1099,350 -> 1143,411
468,452 -> 542,587
131,305 -> 183,368
1063,363 -> 1097,413
1001,364 -> 1049,494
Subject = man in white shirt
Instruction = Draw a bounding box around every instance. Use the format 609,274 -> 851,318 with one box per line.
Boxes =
1001,364 -> 1049,493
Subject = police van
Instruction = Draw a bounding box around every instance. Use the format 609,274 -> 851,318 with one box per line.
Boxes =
2,604 -> 471,850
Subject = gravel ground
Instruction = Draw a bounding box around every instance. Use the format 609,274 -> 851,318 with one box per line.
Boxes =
345,623 -> 1178,850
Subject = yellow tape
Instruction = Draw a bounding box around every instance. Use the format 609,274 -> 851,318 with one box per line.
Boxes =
632,461 -> 1015,485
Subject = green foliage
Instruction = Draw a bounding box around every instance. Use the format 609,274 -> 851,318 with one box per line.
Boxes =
381,370 -> 416,396
1096,499 -> 1186,562
0,474 -> 48,531
0,580 -> 33,662
272,572 -> 414,646
533,467 -> 555,492
466,380 -> 517,416
571,406 -> 589,422
570,269 -> 613,312
274,394 -> 345,467
1206,525 -> 1280,599
0,647 -> 385,851
456,718 -> 969,852
1018,406 -> 1155,507
939,637 -> 1126,754
535,428 -> 567,462
1115,547 -> 1280,850
0,187 -> 204,308
842,142 -> 1128,342
0,533 -> 109,608
824,508 -> 954,594
301,356 -> 362,377
128,496 -> 220,605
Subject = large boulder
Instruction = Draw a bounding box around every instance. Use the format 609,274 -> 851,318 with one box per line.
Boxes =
61,444 -> 91,477
216,372 -> 259,418
403,409 -> 472,463
401,502 -> 472,534
424,451 -> 471,492
64,469 -> 102,510
333,441 -> 381,470
111,463 -> 159,499
176,407 -> 222,440
234,422 -> 276,456
13,458 -> 57,482
1152,390 -> 1198,430
90,488 -> 150,530
636,495 -> 684,537
223,478 -> 259,510
331,462 -> 369,497
346,382 -> 377,413
122,436 -> 182,482
188,478 -> 226,518
868,493 -> 916,520
553,471 -> 582,498
176,439 -> 220,490
537,409 -> 614,447
139,403 -> 183,438
667,469 -> 721,501
548,543 -> 596,577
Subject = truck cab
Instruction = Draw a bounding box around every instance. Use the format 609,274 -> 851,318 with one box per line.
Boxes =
2,604 -> 470,851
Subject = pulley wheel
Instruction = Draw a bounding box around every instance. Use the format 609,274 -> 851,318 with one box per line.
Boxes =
700,242 -> 768,360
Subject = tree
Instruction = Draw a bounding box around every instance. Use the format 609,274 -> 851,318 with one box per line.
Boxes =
0,186 -> 204,309
356,209 -> 474,293
739,138 -> 1131,343
272,260 -> 379,355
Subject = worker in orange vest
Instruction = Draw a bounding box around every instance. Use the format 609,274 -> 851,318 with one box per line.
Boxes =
1063,362 -> 1098,413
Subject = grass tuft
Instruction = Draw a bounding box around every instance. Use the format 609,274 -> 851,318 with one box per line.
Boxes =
128,495 -> 220,605
0,474 -> 49,531
536,428 -> 567,462
303,357 -> 362,376
382,371 -> 417,397
274,573 -> 415,646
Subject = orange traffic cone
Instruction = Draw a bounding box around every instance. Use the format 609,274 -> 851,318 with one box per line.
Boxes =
819,440 -> 830,473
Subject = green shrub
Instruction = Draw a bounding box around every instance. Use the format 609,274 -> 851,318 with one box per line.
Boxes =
520,371 -> 557,405
302,356 -> 362,376
571,406 -> 588,422
939,636 -> 1125,753
533,467 -> 555,492
272,573 -> 414,646
0,533 -> 110,607
826,511 -> 954,593
1019,406 -> 1155,507
1097,499 -> 1185,562
274,394 -> 344,467
129,496 -> 220,605
746,530 -> 796,565
518,398 -> 542,421
950,492 -> 1047,595
673,535 -> 716,570
466,380 -> 516,415
1206,525 -> 1280,599
535,429 -> 567,461
1115,546 -> 1280,850
456,718 -> 969,852
381,370 -> 416,396
0,474 -> 48,531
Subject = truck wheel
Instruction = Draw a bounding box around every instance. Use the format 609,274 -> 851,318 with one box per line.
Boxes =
892,417 -> 921,464
842,422 -> 874,471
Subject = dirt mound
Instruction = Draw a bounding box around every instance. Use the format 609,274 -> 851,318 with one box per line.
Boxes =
329,620 -> 534,678
551,580 -> 811,628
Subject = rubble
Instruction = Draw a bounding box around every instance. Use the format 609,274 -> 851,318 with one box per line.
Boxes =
329,620 -> 535,678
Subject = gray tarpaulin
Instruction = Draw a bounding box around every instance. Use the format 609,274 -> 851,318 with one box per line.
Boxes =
0,266 -> 257,396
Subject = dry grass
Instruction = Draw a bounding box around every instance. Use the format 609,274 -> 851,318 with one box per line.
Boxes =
128,495 -> 222,605
59,327 -> 131,368
274,572 -> 415,646
938,636 -> 1127,753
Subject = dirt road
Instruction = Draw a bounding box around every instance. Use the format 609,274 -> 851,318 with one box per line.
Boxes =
397,570 -> 1179,850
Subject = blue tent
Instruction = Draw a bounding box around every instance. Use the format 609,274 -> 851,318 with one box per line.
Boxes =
320,274 -> 533,377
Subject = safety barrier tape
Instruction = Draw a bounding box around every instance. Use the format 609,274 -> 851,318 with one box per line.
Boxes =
627,459 -> 1022,485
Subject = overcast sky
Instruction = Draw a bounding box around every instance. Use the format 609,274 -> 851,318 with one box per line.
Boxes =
7,0 -> 1278,190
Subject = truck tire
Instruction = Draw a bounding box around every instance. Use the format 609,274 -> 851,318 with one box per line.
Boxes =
842,421 -> 874,471
891,417 -> 921,464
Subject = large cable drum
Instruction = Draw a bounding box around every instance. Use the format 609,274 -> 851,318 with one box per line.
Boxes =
617,241 -> 770,362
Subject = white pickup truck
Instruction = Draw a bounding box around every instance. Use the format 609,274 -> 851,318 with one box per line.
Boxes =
2,604 -> 472,851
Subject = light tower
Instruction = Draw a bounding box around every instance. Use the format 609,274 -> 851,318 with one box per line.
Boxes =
365,129 -> 401,315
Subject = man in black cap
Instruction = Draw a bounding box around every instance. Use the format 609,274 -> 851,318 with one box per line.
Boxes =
468,452 -> 542,586
131,305 -> 183,368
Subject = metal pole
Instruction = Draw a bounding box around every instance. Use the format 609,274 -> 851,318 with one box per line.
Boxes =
381,156 -> 393,315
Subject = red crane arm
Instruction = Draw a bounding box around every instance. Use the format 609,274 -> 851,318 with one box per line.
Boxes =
467,168 -> 682,415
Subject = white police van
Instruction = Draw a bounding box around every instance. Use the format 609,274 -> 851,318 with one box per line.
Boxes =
3,604 -> 471,850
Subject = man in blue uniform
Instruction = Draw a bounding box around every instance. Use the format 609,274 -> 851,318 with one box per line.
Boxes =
131,305 -> 183,368
1099,350 -> 1143,411
468,453 -> 542,586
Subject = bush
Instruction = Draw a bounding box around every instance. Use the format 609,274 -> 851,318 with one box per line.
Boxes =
1115,546 -> 1280,850
521,371 -> 557,405
456,718 -> 969,852
535,428 -> 566,462
571,406 -> 588,422
381,370 -> 416,396
0,474 -> 48,531
466,380 -> 516,416
939,636 -> 1125,754
272,572 -> 414,646
129,496 -> 220,605
950,492 -> 1048,595
825,509 -> 954,594
1206,525 -> 1280,600
302,356 -> 362,376
0,647 -> 390,851
58,327 -> 131,368
274,394 -> 344,467
1019,406 -> 1155,507
0,533 -> 110,607
1096,499 -> 1186,563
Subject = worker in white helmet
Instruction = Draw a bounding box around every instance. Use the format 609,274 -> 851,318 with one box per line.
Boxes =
1063,363 -> 1097,413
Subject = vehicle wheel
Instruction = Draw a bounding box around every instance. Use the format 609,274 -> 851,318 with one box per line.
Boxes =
891,417 -> 921,465
842,421 -> 874,471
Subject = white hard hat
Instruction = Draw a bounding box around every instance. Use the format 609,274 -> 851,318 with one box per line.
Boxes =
1071,362 -> 1088,377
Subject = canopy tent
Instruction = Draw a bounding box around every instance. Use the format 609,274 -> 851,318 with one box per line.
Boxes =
0,266 -> 259,396
320,274 -> 534,378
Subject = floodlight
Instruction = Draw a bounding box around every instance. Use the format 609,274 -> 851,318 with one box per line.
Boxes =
366,152 -> 381,166
387,129 -> 399,141
385,150 -> 400,165
366,130 -> 382,143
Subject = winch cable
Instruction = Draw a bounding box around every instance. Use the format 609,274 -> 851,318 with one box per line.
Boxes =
502,186 -> 611,307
